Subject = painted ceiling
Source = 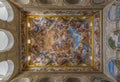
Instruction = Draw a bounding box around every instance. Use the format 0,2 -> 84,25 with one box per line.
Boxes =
20,10 -> 102,72
9,0 -> 115,73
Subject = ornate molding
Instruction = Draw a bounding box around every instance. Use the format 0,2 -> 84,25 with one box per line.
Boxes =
9,0 -> 113,11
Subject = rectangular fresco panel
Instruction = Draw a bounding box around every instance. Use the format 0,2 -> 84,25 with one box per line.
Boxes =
20,10 -> 102,72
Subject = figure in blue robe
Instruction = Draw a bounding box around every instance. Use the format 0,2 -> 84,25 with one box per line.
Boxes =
69,27 -> 83,50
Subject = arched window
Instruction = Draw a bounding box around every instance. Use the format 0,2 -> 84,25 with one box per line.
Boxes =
108,59 -> 120,81
66,78 -> 81,82
108,60 -> 115,76
0,29 -> 14,52
0,60 -> 14,81
108,5 -> 120,21
0,0 -> 14,22
39,78 -> 55,82
108,59 -> 119,76
14,0 -> 30,5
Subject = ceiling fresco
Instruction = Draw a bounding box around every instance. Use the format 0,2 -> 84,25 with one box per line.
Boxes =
20,10 -> 102,72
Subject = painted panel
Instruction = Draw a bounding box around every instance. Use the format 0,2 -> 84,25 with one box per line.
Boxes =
20,10 -> 102,72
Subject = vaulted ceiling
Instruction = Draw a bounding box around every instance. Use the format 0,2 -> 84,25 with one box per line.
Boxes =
9,0 -> 114,73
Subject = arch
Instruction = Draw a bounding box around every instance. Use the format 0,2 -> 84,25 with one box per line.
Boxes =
108,60 -> 115,76
66,78 -> 81,82
65,0 -> 80,4
108,59 -> 120,76
93,78 -> 111,82
0,60 -> 14,81
91,0 -> 105,4
64,0 -> 90,6
0,29 -> 14,52
108,59 -> 120,81
39,77 -> 55,82
0,0 -> 14,22
14,0 -> 30,5
0,31 -> 8,51
12,78 -> 30,82
108,5 -> 120,21
94,78 -> 101,82
36,0 -> 55,4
